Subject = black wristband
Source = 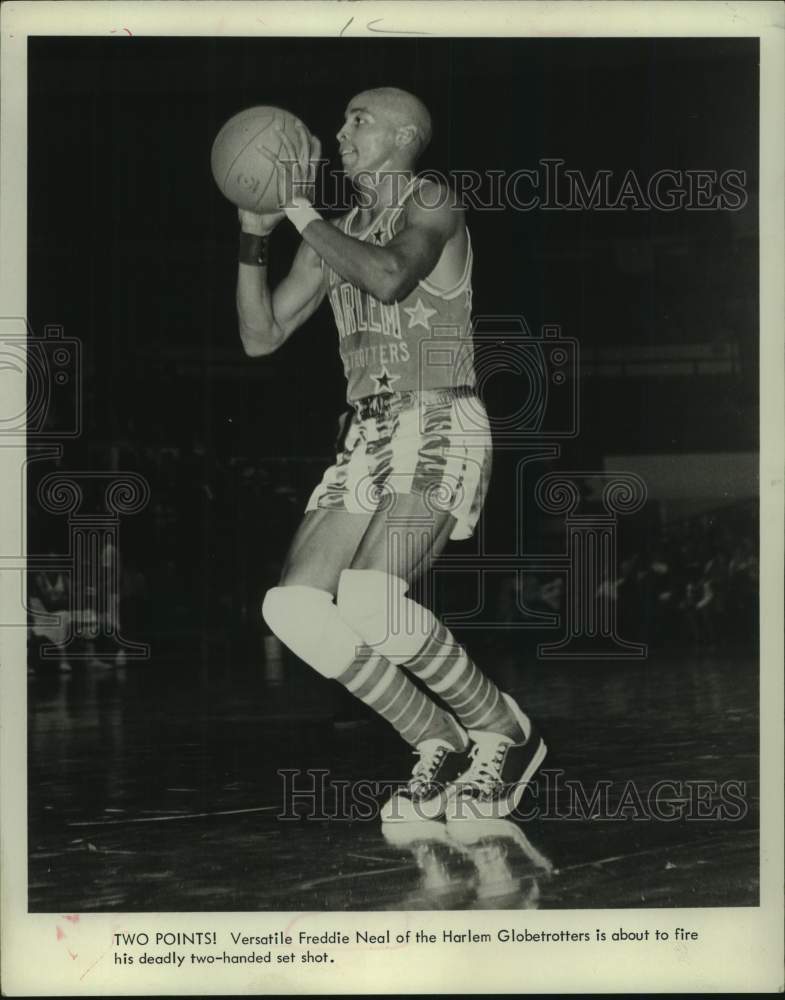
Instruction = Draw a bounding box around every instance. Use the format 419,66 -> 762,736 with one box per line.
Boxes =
238,231 -> 270,267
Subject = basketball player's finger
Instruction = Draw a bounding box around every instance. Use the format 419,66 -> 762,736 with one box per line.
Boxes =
275,128 -> 300,172
309,134 -> 323,166
290,124 -> 312,176
267,135 -> 298,203
257,144 -> 282,167
255,145 -> 289,205
306,137 -> 322,187
293,121 -> 310,165
275,136 -> 301,197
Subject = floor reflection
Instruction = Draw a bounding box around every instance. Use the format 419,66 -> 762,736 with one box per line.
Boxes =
26,648 -> 759,911
447,819 -> 553,909
381,821 -> 475,909
379,817 -> 554,910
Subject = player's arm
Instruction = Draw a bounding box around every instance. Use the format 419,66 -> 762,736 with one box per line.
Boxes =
236,211 -> 327,358
297,180 -> 460,304
266,128 -> 458,303
236,123 -> 327,357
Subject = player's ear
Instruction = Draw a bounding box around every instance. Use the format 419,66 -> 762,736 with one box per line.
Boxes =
395,124 -> 419,149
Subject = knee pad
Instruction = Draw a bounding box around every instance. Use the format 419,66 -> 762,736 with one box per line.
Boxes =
336,569 -> 434,663
261,585 -> 358,678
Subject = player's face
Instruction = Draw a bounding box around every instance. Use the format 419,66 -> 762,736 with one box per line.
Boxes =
336,96 -> 399,179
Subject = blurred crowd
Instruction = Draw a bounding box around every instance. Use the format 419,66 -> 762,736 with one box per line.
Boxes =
28,433 -> 758,668
497,500 -> 758,649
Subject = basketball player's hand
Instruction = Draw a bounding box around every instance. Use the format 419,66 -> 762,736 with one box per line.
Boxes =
237,207 -> 284,236
263,116 -> 322,208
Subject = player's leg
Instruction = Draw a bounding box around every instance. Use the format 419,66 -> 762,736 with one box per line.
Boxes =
262,507 -> 466,777
338,492 -> 524,739
279,507 -> 371,594
318,496 -> 471,820
335,395 -> 546,820
339,495 -> 547,821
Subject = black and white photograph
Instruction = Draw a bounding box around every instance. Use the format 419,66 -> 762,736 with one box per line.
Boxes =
1,1 -> 782,995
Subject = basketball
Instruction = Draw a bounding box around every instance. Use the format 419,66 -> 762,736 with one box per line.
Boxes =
210,106 -> 310,213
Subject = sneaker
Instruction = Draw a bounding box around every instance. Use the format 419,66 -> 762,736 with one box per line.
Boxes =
445,693 -> 547,821
381,737 -> 472,823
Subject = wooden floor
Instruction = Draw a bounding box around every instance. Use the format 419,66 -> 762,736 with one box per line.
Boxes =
27,640 -> 759,912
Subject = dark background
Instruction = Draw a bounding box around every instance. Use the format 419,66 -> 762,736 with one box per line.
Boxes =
27,36 -> 759,657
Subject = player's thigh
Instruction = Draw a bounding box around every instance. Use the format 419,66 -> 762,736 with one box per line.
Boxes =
279,508 -> 373,593
348,492 -> 455,583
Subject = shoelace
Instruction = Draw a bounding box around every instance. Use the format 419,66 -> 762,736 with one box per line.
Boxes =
459,740 -> 508,797
408,744 -> 448,794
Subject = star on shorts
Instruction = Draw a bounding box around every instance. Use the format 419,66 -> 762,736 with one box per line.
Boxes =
370,366 -> 401,393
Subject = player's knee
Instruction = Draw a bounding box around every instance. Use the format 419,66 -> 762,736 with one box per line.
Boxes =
336,569 -> 406,628
262,585 -> 330,646
336,569 -> 423,653
261,586 -> 294,642
262,583 -> 362,679
337,569 -> 436,661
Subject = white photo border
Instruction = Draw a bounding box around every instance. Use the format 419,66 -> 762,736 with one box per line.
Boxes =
1,1 -> 782,995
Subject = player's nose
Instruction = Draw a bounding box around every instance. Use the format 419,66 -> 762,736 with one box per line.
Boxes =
336,122 -> 349,143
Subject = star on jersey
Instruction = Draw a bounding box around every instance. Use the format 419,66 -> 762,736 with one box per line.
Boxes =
403,296 -> 438,331
370,365 -> 401,393
370,228 -> 386,245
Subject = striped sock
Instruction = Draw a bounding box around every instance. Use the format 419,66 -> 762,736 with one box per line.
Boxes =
404,621 -> 523,739
335,647 -> 467,749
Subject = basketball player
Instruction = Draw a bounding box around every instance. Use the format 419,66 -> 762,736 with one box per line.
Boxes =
235,87 -> 546,822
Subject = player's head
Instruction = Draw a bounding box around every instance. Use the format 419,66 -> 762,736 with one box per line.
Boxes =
336,87 -> 432,180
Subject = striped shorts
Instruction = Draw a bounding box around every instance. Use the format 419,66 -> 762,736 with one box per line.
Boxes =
305,387 -> 492,540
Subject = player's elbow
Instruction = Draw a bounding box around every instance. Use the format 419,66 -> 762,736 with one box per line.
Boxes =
374,263 -> 415,305
242,341 -> 271,358
239,324 -> 278,357
374,284 -> 399,306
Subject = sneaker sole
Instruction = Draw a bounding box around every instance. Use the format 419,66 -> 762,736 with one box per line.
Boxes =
382,819 -> 452,846
381,787 -> 454,824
